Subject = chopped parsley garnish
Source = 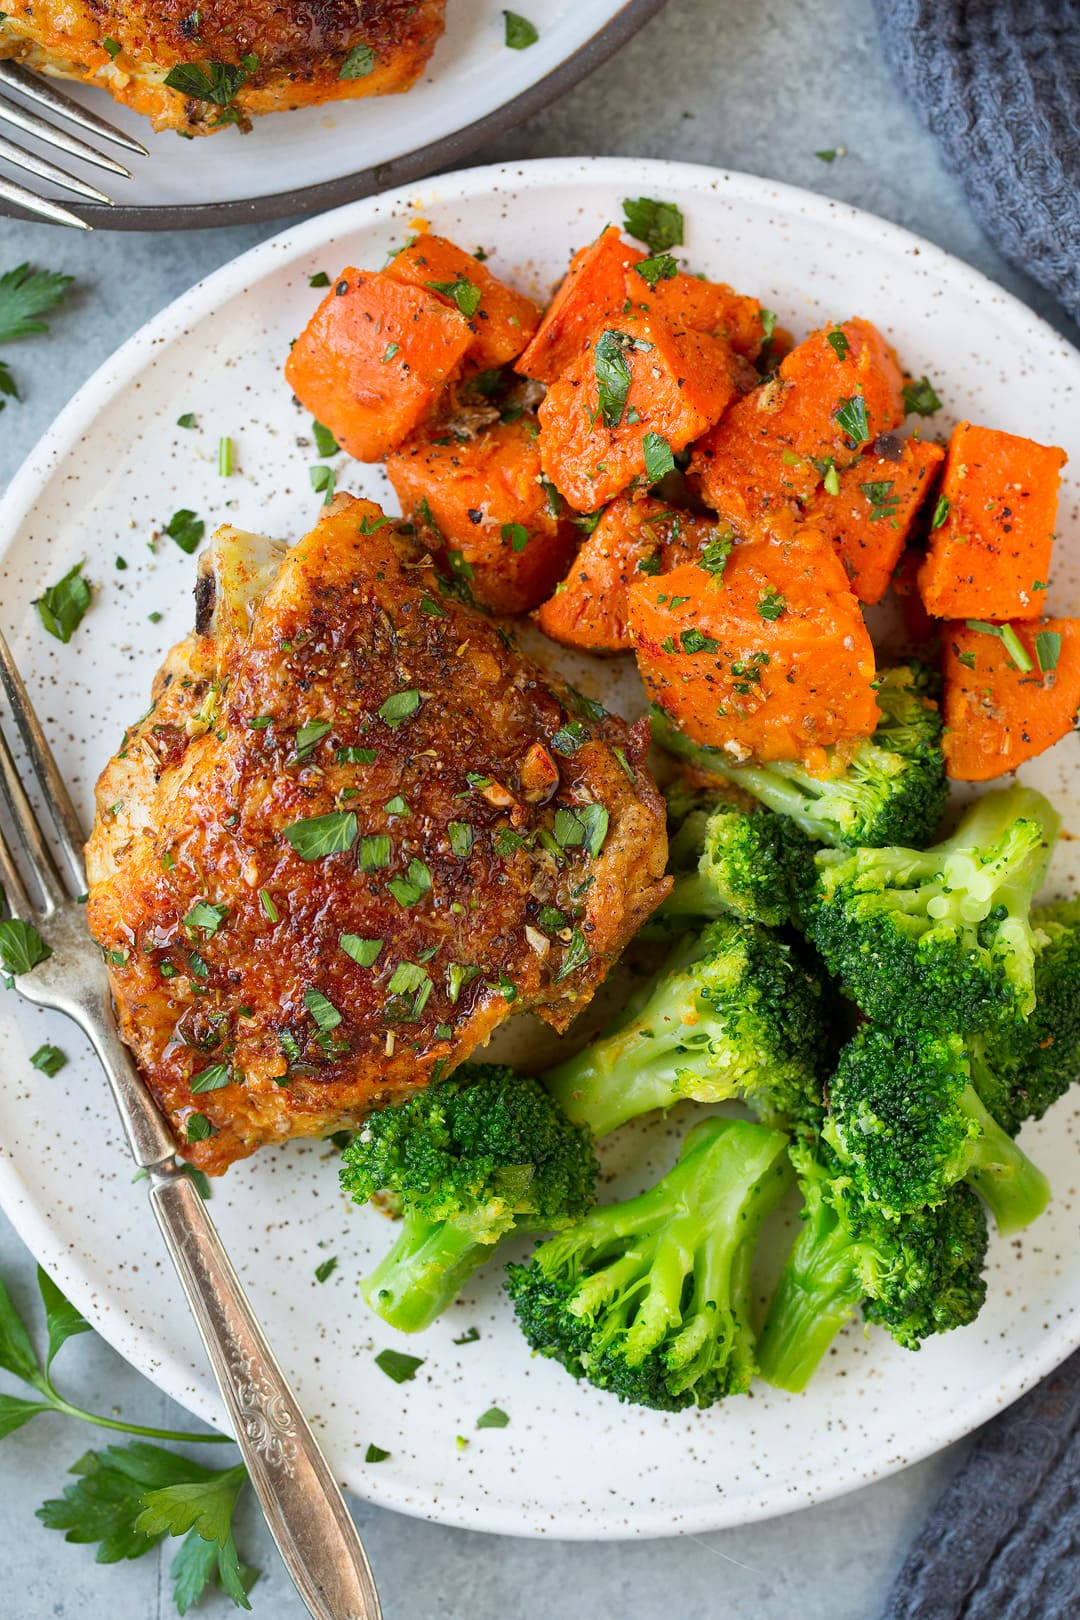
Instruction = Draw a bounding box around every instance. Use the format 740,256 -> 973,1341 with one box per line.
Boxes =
0,918 -> 52,982
642,431 -> 675,484
902,375 -> 942,416
965,619 -> 1033,674
476,1407 -> 509,1429
341,934 -> 383,967
757,587 -> 786,621
552,721 -> 588,755
310,464 -> 336,504
259,889 -> 279,922
184,900 -> 227,937
834,393 -> 869,446
30,1043 -> 66,1076
593,329 -> 637,430
381,342 -> 400,363
931,493 -> 950,529
387,858 -> 432,907
282,810 -> 358,860
364,1442 -> 390,1462
501,522 -> 529,552
339,43 -> 376,78
447,961 -> 481,1004
453,1326 -> 481,1345
311,419 -> 339,457
494,827 -> 527,856
309,271 -> 331,288
176,411 -> 196,428
185,1112 -> 215,1143
33,562 -> 91,643
565,684 -> 607,722
826,328 -> 850,361
385,962 -> 434,1022
503,10 -> 538,48
249,714 -> 273,729
315,1256 -> 339,1284
426,277 -> 482,318
553,927 -> 589,983
166,508 -> 205,555
815,148 -> 840,162
190,1063 -> 231,1094
294,719 -> 332,761
553,803 -> 608,857
359,833 -> 392,870
378,689 -> 421,728
859,479 -> 900,521
448,821 -> 474,857
163,57 -> 258,108
420,594 -> 447,617
680,627 -> 720,654
622,196 -> 684,254
375,1348 -> 424,1383
304,986 -> 342,1032
1036,630 -> 1062,673
634,253 -> 679,289
102,36 -> 122,58
699,529 -> 734,580
384,795 -> 410,817
337,745 -> 377,764
187,951 -> 209,980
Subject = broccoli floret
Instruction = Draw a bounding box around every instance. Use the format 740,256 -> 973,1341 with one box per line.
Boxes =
506,1116 -> 792,1411
969,899 -> 1080,1134
340,1064 -> 598,1333
801,785 -> 1061,1034
825,1025 -> 1050,1234
756,1137 -> 988,1392
543,916 -> 832,1138
651,663 -> 948,849
657,791 -> 808,927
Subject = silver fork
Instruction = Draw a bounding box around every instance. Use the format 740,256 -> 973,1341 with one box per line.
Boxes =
0,625 -> 382,1620
0,60 -> 147,229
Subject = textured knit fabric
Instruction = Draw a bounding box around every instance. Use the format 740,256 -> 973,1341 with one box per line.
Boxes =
873,0 -> 1080,323
881,1344 -> 1080,1619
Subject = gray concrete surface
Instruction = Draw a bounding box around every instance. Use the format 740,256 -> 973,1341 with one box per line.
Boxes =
1,0 -> 1074,1614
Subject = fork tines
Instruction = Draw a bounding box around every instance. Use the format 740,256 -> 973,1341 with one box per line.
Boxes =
0,59 -> 148,230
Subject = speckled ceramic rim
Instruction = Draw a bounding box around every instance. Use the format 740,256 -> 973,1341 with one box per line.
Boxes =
0,0 -> 666,231
2,157 -> 1079,1538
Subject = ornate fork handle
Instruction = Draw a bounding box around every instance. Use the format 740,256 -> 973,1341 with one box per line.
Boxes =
149,1168 -> 381,1620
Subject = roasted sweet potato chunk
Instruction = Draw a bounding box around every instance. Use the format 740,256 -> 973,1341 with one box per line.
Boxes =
535,495 -> 718,652
917,422 -> 1066,620
690,318 -> 905,539
805,437 -> 945,604
386,418 -> 578,615
628,530 -> 879,767
538,306 -> 742,511
284,269 -> 472,461
515,226 -> 645,383
644,269 -> 765,361
386,233 -> 541,370
942,617 -> 1080,780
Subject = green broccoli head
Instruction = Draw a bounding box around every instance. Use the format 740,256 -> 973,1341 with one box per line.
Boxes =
824,1025 -> 1049,1234
341,1064 -> 598,1332
507,1116 -> 792,1411
756,1136 -> 988,1391
544,916 -> 833,1138
658,791 -> 809,928
651,663 -> 948,850
971,899 -> 1080,1134
801,785 -> 1061,1034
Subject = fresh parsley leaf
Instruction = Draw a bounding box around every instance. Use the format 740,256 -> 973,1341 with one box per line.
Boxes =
551,721 -> 587,755
163,59 -> 256,108
185,1113 -> 215,1143
166,509 -> 205,555
0,1274 -> 44,1386
553,927 -> 589,983
699,528 -> 734,580
453,1327 -> 481,1345
176,412 -> 197,429
378,689 -> 421,728
340,934 -> 383,967
931,493 -> 950,529
387,858 -> 432,908
135,1459 -> 248,1545
282,811 -> 358,860
35,1268 -> 91,1372
634,253 -> 679,289
310,464 -> 336,504
33,562 -> 91,643
594,330 -> 637,429
858,479 -> 900,521
476,1407 -> 509,1429
834,393 -> 869,445
314,1256 -> 338,1284
0,1392 -> 50,1438
757,587 -> 786,621
183,900 -> 228,937
965,619 -> 1034,674
902,375 -> 942,416
503,10 -> 538,48
311,419 -> 339,457
621,196 -> 684,254
826,327 -> 850,361
365,1442 -> 390,1462
0,918 -> 51,980
375,1348 -> 424,1383
815,147 -> 839,162
30,1043 -> 66,1077
359,833 -> 391,871
303,987 -> 342,1032
309,271 -> 331,288
0,263 -> 73,345
448,821 -> 474,857
501,522 -> 529,552
339,44 -> 376,79
553,803 -> 608,857
1036,629 -> 1062,673
294,718 -> 332,761
426,277 -> 482,318
190,1063 -> 231,1094
642,431 -> 675,484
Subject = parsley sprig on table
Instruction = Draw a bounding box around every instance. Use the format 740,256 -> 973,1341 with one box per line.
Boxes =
0,263 -> 74,410
0,1267 -> 258,1613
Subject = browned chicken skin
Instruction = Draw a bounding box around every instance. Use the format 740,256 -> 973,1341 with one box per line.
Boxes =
85,497 -> 670,1173
0,1 -> 445,134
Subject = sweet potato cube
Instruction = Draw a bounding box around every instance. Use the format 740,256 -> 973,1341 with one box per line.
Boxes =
644,269 -> 765,361
284,269 -> 472,462
942,617 -> 1080,780
535,495 -> 719,653
385,418 -> 578,615
515,227 -> 644,382
386,233 -> 541,369
917,422 -> 1066,620
628,530 -> 879,766
538,306 -> 741,511
690,317 -> 905,538
804,437 -> 945,604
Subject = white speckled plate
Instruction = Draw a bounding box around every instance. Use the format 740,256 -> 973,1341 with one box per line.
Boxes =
2,159 -> 1080,1540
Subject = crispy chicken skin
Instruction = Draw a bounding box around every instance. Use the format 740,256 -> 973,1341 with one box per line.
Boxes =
0,1 -> 445,135
86,496 -> 670,1173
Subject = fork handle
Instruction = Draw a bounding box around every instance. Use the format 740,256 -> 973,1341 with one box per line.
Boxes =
148,1168 -> 382,1620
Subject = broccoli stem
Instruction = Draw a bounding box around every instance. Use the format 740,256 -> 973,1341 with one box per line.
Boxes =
755,1216 -> 864,1393
960,1087 -> 1051,1235
657,869 -> 725,919
360,1212 -> 495,1333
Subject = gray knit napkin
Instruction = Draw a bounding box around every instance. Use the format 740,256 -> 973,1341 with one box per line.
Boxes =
881,1344 -> 1080,1618
873,0 -> 1080,323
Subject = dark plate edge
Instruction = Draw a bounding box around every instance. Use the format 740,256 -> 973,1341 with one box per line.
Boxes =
0,0 -> 668,232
